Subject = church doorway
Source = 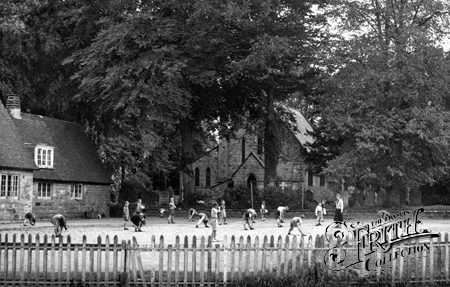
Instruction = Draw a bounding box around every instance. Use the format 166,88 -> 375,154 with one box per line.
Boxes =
247,174 -> 257,190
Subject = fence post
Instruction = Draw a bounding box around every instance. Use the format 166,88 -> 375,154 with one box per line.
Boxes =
159,235 -> 165,285
230,236 -> 236,278
43,234 -> 48,282
175,236 -> 180,285
81,235 -> 87,284
445,233 -> 449,282
3,233 -> 8,283
238,236 -> 244,278
105,235 -> 110,285
183,236 -> 188,285
200,236 -> 205,286
223,235 -> 229,285
19,234 -> 25,283
120,239 -> 128,287
67,235 -> 71,284
246,236 -> 252,276
133,236 -> 147,286
276,236 -> 282,277
254,236 -> 259,276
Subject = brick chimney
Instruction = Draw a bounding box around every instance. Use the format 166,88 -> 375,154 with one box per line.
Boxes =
6,94 -> 21,119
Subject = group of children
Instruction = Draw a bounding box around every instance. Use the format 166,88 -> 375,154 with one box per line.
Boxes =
122,196 -> 337,240
23,212 -> 68,237
123,199 -> 146,232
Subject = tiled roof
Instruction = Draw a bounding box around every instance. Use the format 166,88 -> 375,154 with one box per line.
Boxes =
12,112 -> 112,184
0,103 -> 36,170
0,101 -> 112,184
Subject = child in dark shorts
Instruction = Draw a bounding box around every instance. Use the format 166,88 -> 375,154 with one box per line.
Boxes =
24,212 -> 36,226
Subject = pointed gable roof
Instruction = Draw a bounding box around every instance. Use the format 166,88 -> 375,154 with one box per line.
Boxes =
12,112 -> 112,184
0,103 -> 36,170
230,151 -> 265,178
287,108 -> 314,145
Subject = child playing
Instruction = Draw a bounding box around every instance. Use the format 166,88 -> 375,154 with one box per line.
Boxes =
260,200 -> 267,221
130,212 -> 145,232
24,212 -> 36,226
211,202 -> 219,241
168,197 -> 176,224
188,208 -> 197,221
315,202 -> 323,226
195,212 -> 209,228
123,201 -> 130,230
219,200 -> 227,225
288,215 -> 307,236
276,206 -> 289,225
243,210 -> 254,230
136,199 -> 144,213
159,208 -> 167,218
50,214 -> 68,237
247,208 -> 257,223
321,200 -> 327,222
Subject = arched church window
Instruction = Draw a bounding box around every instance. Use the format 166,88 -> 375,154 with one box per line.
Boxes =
257,136 -> 263,155
242,137 -> 246,163
195,167 -> 200,186
205,167 -> 211,186
320,175 -> 325,187
307,170 -> 314,187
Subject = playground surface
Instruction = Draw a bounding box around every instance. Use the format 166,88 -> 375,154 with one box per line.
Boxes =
0,212 -> 448,245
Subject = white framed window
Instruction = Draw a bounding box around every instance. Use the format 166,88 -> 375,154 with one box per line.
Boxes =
0,174 -> 19,198
71,184 -> 83,199
35,145 -> 54,168
37,182 -> 52,199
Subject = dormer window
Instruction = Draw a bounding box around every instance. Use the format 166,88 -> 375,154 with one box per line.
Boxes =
35,145 -> 54,168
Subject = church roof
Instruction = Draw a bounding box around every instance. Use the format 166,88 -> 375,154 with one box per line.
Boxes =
230,151 -> 265,178
287,108 -> 314,145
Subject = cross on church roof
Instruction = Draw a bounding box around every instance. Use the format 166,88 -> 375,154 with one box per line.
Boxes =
280,182 -> 287,190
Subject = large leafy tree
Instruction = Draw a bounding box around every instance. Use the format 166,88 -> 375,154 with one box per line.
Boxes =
311,0 -> 450,205
201,0 -> 327,187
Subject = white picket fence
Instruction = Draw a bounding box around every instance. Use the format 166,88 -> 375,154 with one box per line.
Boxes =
0,232 -> 449,286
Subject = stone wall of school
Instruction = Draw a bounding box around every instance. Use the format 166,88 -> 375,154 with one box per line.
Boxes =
32,183 -> 111,220
0,169 -> 34,221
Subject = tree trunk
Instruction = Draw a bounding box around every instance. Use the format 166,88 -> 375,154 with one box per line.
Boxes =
180,118 -> 195,197
264,85 -> 278,187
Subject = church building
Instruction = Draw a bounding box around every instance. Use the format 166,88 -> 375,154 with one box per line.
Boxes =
183,109 -> 338,202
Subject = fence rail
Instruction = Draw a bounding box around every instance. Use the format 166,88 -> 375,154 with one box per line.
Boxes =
0,232 -> 449,286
